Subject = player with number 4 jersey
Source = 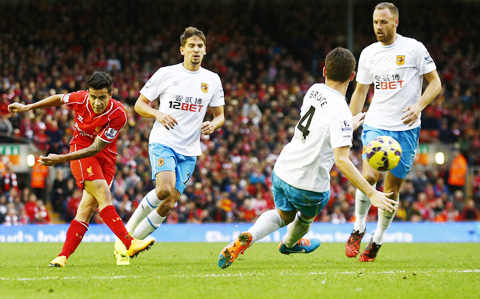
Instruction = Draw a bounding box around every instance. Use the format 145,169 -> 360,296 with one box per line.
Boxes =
218,47 -> 396,270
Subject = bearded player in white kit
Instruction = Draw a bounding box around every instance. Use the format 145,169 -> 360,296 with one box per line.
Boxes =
345,2 -> 442,262
114,27 -> 225,265
218,47 -> 397,269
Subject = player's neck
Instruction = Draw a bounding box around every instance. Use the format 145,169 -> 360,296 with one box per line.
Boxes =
325,80 -> 348,96
381,33 -> 398,46
182,62 -> 201,72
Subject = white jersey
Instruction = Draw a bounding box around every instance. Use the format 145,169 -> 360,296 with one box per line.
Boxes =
274,84 -> 354,193
141,63 -> 224,156
356,34 -> 437,131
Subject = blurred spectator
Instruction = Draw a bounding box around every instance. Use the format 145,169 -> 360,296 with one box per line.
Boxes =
0,113 -> 13,135
448,147 -> 468,194
65,189 -> 82,222
50,168 -> 67,215
24,193 -> 38,223
0,195 -> 7,223
1,161 -> 18,196
30,157 -> 49,201
34,200 -> 51,224
459,199 -> 479,221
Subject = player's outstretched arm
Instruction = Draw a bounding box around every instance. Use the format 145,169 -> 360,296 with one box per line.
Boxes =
38,137 -> 108,166
8,94 -> 64,113
333,146 -> 397,212
201,106 -> 224,135
349,83 -> 370,116
134,94 -> 178,130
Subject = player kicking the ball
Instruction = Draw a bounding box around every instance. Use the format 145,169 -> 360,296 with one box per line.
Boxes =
345,2 -> 441,262
8,72 -> 154,267
218,47 -> 396,269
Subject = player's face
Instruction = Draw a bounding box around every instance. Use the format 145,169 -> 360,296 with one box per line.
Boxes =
88,88 -> 111,114
373,8 -> 398,45
180,36 -> 206,71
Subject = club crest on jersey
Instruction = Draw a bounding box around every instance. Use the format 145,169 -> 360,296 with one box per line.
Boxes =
157,158 -> 164,167
105,128 -> 118,140
87,166 -> 94,177
201,83 -> 209,93
396,55 -> 405,66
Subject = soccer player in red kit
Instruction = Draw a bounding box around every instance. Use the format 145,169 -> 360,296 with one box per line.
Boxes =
8,72 -> 154,267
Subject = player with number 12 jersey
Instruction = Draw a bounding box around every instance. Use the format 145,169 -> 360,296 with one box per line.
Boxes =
141,63 -> 224,156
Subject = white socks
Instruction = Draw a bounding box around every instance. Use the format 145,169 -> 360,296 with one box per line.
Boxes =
353,187 -> 373,233
126,189 -> 162,233
132,210 -> 165,240
282,213 -> 313,248
248,210 -> 286,243
372,197 -> 399,245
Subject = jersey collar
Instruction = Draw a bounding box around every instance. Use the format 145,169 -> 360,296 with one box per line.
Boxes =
381,34 -> 402,48
180,63 -> 201,74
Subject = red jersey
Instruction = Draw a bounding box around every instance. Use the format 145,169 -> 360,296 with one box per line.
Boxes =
61,91 -> 127,162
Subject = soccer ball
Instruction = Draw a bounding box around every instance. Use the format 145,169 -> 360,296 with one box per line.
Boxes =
365,136 -> 402,171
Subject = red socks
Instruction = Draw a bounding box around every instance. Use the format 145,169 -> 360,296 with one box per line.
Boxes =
99,205 -> 133,249
60,219 -> 89,258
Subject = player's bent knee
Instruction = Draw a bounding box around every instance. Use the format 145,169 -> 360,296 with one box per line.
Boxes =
155,186 -> 174,200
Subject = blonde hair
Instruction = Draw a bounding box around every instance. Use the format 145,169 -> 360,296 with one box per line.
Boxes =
375,2 -> 399,19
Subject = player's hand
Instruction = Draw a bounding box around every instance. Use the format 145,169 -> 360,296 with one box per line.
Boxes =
369,191 -> 397,213
201,121 -> 215,135
156,112 -> 178,130
401,103 -> 422,127
8,102 -> 29,113
352,112 -> 366,131
38,154 -> 62,166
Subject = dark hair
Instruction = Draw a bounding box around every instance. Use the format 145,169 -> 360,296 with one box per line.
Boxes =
87,72 -> 113,93
325,47 -> 356,82
375,2 -> 399,19
180,27 -> 206,47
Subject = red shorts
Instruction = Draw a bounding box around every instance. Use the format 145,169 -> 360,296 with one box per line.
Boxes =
69,144 -> 116,189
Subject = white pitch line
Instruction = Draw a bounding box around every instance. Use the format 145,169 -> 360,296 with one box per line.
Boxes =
1,269 -> 478,281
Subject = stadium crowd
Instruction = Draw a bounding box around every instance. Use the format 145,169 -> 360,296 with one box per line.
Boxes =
1,0 -> 479,225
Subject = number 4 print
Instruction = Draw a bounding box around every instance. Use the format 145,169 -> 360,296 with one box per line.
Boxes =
297,106 -> 315,141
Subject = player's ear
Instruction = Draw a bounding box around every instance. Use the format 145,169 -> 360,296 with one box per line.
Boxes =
180,46 -> 185,56
322,66 -> 327,78
350,71 -> 356,82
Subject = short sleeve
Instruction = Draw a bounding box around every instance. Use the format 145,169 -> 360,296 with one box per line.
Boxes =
415,41 -> 437,75
62,91 -> 88,105
355,50 -> 372,85
329,110 -> 354,149
97,107 -> 127,143
140,68 -> 165,102
209,74 -> 225,107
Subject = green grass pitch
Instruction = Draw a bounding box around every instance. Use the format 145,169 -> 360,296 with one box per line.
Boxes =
0,242 -> 479,299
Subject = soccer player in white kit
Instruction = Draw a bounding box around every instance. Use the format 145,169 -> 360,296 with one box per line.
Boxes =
218,47 -> 396,269
345,2 -> 442,262
114,27 -> 225,265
